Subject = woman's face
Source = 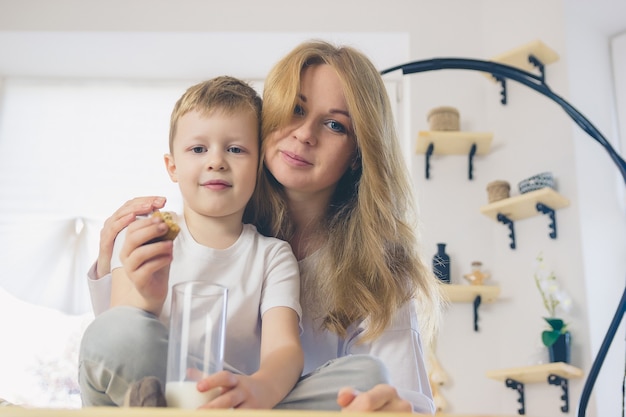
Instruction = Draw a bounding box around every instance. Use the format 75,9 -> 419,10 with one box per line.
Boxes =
264,64 -> 357,200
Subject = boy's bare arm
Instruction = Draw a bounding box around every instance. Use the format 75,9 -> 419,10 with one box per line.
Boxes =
197,306 -> 303,409
252,306 -> 304,406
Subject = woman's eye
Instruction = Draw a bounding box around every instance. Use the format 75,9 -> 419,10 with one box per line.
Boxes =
326,120 -> 347,134
191,146 -> 206,154
294,104 -> 305,116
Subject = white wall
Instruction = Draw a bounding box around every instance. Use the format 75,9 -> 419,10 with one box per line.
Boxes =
611,31 -> 626,202
1,1 -> 624,415
408,3 -> 590,415
563,5 -> 626,417
614,32 -> 626,155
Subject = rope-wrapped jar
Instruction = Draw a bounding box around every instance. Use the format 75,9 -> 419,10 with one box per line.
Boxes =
427,106 -> 460,131
486,180 -> 511,203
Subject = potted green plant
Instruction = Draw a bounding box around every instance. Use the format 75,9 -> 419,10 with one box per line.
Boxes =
534,253 -> 573,363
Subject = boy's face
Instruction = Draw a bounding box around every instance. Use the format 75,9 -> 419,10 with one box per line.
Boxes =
165,108 -> 259,221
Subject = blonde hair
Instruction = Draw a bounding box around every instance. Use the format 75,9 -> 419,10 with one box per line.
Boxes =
169,76 -> 262,153
252,40 -> 442,343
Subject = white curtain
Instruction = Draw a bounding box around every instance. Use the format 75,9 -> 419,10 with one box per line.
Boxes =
0,77 -> 196,407
0,216 -> 99,314
0,78 -> 189,315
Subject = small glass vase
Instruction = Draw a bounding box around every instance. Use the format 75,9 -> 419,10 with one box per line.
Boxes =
548,331 -> 571,363
432,243 -> 450,284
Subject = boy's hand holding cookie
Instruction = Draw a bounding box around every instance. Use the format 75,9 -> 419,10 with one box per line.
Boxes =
116,211 -> 180,315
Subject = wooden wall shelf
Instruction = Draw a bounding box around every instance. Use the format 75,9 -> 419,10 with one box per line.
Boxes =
479,187 -> 569,249
486,363 -> 583,415
442,284 -> 500,303
479,187 -> 569,221
415,131 -> 493,180
483,39 -> 559,104
486,362 -> 583,383
416,131 -> 493,154
485,39 -> 559,80
441,284 -> 500,332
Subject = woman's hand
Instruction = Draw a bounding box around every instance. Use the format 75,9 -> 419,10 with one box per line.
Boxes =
196,371 -> 271,409
337,384 -> 413,412
96,196 -> 166,279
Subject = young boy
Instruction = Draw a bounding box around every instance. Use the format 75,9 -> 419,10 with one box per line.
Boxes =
79,77 -> 303,409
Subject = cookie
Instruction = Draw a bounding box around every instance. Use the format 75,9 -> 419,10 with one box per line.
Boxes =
150,210 -> 180,242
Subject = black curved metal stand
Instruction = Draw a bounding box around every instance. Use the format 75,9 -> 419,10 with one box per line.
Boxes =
381,57 -> 626,417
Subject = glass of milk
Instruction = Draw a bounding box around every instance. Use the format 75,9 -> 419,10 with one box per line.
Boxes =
165,282 -> 227,409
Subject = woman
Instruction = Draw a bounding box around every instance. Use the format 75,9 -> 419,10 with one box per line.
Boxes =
84,40 -> 442,413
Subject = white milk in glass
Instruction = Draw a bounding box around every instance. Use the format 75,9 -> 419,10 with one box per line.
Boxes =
166,282 -> 227,409
165,381 -> 220,409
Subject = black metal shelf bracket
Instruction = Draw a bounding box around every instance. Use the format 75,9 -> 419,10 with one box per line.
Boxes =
547,374 -> 570,413
493,75 -> 507,105
497,213 -> 516,249
528,54 -> 546,84
425,142 -> 434,179
468,143 -> 477,180
505,378 -> 526,415
536,202 -> 557,239
472,294 -> 482,332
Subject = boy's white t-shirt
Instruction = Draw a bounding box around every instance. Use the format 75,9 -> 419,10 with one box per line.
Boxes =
110,217 -> 301,376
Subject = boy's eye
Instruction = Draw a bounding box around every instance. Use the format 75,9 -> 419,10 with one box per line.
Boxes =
326,120 -> 347,134
227,146 -> 244,154
191,146 -> 206,154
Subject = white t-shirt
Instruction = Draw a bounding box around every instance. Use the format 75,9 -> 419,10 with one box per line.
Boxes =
296,254 -> 433,413
110,218 -> 301,376
89,225 -> 433,412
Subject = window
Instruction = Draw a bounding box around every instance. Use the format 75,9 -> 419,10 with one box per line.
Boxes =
0,78 -> 201,406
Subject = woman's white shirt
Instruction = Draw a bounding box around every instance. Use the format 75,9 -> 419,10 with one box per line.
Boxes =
297,254 -> 434,413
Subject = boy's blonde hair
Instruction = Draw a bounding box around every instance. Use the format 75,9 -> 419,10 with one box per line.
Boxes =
251,40 -> 442,344
169,76 -> 262,153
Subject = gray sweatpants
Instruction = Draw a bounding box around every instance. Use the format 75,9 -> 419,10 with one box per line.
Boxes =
78,306 -> 389,410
